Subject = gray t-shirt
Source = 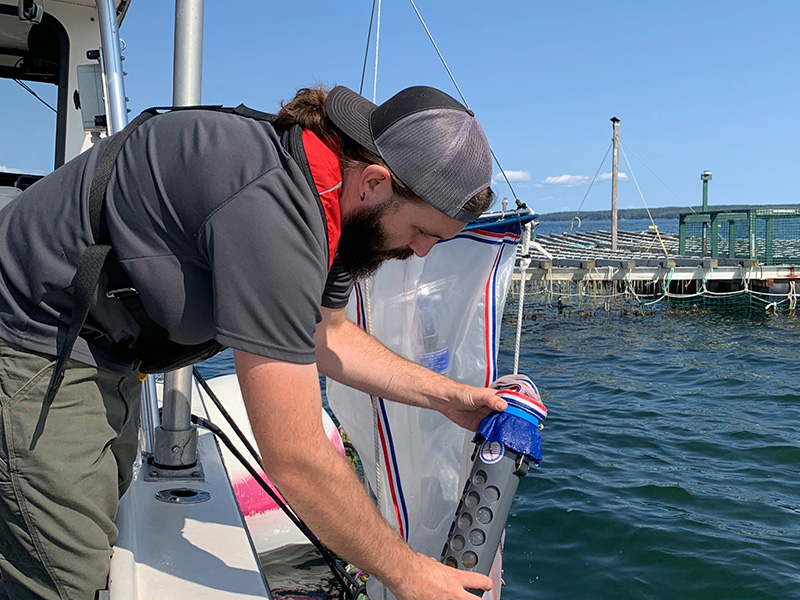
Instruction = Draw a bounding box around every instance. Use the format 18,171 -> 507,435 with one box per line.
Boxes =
0,110 -> 352,374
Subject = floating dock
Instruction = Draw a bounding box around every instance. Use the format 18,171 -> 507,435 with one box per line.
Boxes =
514,224 -> 799,312
520,229 -> 797,281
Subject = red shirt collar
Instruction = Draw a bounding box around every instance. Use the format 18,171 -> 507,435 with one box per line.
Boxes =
301,129 -> 342,269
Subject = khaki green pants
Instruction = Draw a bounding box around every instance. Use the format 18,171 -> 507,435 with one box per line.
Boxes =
0,340 -> 140,599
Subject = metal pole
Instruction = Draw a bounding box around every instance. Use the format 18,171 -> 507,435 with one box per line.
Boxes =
701,171 -> 712,254
610,117 -> 620,251
95,0 -> 128,133
151,0 -> 205,473
161,369 -> 195,430
172,0 -> 204,106
169,0 -> 204,429
372,0 -> 381,103
153,369 -> 198,468
140,379 -> 156,456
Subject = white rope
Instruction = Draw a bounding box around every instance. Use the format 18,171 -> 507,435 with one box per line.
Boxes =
624,275 -> 645,304
363,279 -> 388,568
698,288 -> 748,297
730,289 -> 787,298
701,265 -> 711,294
529,239 -> 552,259
620,145 -> 669,257
642,293 -> 669,306
659,290 -> 705,300
372,0 -> 381,103
621,141 -> 696,213
513,223 -> 532,374
367,7 -> 389,581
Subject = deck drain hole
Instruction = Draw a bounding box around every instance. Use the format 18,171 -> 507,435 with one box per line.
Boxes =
155,488 -> 210,504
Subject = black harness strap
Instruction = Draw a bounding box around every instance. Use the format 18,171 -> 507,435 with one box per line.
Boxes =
40,110 -> 157,410
39,105 -> 314,412
231,104 -> 277,122
88,110 -> 158,242
42,245 -> 112,404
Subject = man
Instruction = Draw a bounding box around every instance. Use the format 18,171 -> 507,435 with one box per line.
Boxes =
0,84 -> 507,599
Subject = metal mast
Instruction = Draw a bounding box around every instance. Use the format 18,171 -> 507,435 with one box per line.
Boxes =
701,170 -> 712,253
610,117 -> 620,251
95,0 -> 128,134
151,0 -> 206,475
172,0 -> 204,106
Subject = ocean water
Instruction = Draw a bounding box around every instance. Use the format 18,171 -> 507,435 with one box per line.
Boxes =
496,306 -> 800,600
533,218 -> 679,238
198,304 -> 800,599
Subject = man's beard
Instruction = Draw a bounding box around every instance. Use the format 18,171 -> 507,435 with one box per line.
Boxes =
337,201 -> 414,281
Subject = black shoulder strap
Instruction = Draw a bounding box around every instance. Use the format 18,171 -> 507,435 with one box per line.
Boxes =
103,103 -> 280,341
40,110 -> 157,410
232,104 -> 277,122
88,110 -> 158,242
41,104 -> 284,412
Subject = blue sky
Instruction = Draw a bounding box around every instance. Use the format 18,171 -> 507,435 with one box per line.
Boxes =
2,0 -> 798,216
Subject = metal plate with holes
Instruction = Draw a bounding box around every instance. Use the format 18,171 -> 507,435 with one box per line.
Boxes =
155,488 -> 211,505
144,457 -> 205,482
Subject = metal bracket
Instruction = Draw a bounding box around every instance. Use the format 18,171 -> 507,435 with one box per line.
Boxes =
18,0 -> 43,24
513,454 -> 530,477
143,455 -> 204,483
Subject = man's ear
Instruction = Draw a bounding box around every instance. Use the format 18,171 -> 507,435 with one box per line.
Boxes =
360,164 -> 393,205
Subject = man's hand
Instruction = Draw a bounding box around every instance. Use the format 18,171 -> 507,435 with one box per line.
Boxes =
437,384 -> 508,431
316,307 -> 508,431
389,553 -> 492,600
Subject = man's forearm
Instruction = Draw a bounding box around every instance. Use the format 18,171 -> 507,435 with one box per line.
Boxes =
315,311 -> 457,411
235,351 -> 417,590
266,426 -> 416,588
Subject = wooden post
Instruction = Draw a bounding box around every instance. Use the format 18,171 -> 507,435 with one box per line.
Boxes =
610,117 -> 620,250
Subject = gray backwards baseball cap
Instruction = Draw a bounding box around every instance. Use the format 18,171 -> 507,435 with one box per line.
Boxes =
326,85 -> 492,223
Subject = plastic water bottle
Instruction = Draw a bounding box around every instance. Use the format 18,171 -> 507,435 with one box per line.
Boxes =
415,296 -> 449,375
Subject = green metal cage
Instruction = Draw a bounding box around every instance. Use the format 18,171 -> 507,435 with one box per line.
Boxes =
679,207 -> 800,265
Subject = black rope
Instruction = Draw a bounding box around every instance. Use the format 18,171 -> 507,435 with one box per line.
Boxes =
190,370 -> 366,600
13,79 -> 57,113
490,147 -> 526,209
192,367 -> 262,468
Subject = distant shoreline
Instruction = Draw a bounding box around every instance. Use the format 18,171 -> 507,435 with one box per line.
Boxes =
535,204 -> 800,221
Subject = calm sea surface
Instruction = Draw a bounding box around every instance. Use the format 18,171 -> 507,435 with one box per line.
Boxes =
534,218 -> 680,238
198,219 -> 800,599
496,306 -> 800,600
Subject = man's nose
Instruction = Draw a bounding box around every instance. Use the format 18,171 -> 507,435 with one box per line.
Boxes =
409,235 -> 438,258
